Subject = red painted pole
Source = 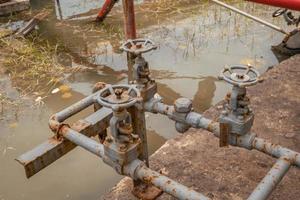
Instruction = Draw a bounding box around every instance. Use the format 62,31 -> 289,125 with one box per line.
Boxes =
248,0 -> 300,11
96,0 -> 117,22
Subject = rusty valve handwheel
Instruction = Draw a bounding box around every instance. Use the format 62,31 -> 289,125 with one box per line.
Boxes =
219,64 -> 260,87
96,84 -> 141,111
120,38 -> 157,55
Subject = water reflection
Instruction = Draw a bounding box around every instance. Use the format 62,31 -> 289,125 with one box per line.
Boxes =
0,1 -> 293,200
192,76 -> 217,113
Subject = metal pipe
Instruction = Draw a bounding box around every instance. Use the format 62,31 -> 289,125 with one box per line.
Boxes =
252,137 -> 300,168
57,127 -> 210,200
61,127 -> 105,157
96,0 -> 117,22
55,92 -> 98,122
247,157 -> 291,200
122,0 -> 137,82
122,0 -> 136,39
248,0 -> 300,11
144,100 -> 218,135
211,0 -> 288,35
125,160 -> 211,200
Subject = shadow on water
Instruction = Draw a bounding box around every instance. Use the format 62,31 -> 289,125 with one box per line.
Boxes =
0,0 -> 296,200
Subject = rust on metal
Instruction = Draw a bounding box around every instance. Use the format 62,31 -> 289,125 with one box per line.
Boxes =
16,108 -> 112,178
122,0 -> 136,40
132,181 -> 163,200
219,122 -> 230,147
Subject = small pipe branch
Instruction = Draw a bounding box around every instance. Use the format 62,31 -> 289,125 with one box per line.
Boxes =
49,92 -> 100,132
247,156 -> 291,200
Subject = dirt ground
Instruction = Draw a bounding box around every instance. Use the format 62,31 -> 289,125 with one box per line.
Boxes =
102,55 -> 300,200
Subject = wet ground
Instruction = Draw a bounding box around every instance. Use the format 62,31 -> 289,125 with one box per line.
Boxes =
0,0 -> 297,200
103,54 -> 300,200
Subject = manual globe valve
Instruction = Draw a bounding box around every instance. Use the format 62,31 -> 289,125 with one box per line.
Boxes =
120,38 -> 157,56
96,84 -> 143,173
96,84 -> 141,141
218,64 -> 260,143
121,39 -> 157,85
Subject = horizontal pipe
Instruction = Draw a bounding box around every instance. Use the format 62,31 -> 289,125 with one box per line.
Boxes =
58,128 -> 210,199
252,137 -> 300,168
211,0 -> 288,34
125,160 -> 210,200
61,127 -> 105,157
144,99 -> 219,135
145,98 -> 300,168
248,0 -> 300,11
247,157 -> 291,200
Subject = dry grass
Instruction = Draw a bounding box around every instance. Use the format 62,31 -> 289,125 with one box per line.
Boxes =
0,34 -> 65,97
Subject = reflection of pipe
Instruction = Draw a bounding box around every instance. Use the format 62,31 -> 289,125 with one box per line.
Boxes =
211,0 -> 288,35
248,0 -> 300,11
55,0 -> 63,20
247,157 -> 291,200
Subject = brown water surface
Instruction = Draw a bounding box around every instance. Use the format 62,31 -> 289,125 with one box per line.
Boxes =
0,1 -> 294,199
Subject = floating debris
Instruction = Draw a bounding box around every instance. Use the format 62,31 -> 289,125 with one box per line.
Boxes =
51,88 -> 60,94
61,92 -> 72,99
59,85 -> 71,93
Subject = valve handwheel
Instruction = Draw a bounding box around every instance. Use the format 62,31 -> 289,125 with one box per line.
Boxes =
219,64 -> 260,87
120,38 -> 157,55
272,8 -> 287,18
97,84 -> 141,110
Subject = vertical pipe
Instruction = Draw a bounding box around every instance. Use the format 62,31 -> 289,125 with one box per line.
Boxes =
122,0 -> 137,39
122,0 -> 137,82
247,157 -> 291,200
129,107 -> 149,167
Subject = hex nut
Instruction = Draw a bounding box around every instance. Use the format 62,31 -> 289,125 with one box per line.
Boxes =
174,98 -> 192,113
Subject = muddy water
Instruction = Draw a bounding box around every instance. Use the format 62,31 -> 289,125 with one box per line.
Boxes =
0,1 -> 294,200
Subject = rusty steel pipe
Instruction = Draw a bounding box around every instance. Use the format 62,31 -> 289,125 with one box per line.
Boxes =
247,157 -> 291,200
122,0 -> 136,39
252,137 -> 300,168
124,160 -> 211,200
54,92 -> 99,122
134,163 -> 210,200
96,0 -> 117,22
122,0 -> 137,82
60,126 -> 105,157
54,127 -> 210,200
